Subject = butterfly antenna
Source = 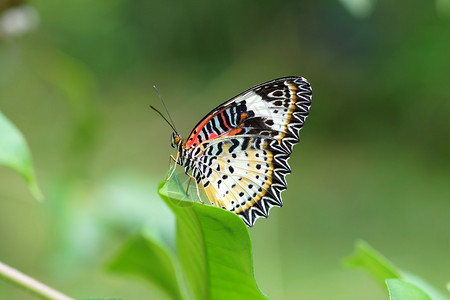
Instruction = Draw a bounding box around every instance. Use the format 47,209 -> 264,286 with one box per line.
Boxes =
149,105 -> 178,134
152,85 -> 178,134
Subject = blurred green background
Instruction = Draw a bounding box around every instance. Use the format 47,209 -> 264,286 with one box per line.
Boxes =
1,0 -> 449,299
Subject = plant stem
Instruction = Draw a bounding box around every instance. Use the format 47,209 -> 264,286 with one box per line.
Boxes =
0,260 -> 74,300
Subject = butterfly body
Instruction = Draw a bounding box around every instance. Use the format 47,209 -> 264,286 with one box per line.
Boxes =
169,76 -> 312,226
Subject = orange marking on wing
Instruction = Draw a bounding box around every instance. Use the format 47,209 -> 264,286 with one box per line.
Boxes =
222,112 -> 246,137
186,107 -> 242,148
219,111 -> 232,130
185,108 -> 226,148
239,112 -> 248,123
226,128 -> 242,136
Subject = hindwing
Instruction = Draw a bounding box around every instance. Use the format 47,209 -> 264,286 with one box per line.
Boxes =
195,136 -> 291,226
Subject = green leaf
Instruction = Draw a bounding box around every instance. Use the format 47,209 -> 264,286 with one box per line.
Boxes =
78,298 -> 121,300
344,240 -> 401,285
345,241 -> 450,300
0,110 -> 42,200
402,271 -> 450,300
108,235 -> 183,300
158,172 -> 267,300
386,279 -> 431,300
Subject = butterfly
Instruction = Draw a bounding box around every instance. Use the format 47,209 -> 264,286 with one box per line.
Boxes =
153,76 -> 312,226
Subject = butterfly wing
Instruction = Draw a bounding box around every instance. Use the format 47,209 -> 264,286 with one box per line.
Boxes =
193,135 -> 291,226
185,76 -> 312,226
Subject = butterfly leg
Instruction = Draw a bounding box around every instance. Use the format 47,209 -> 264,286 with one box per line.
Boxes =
166,152 -> 179,181
187,173 -> 204,204
185,176 -> 192,195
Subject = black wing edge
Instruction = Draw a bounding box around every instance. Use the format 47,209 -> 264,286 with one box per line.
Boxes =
236,76 -> 312,227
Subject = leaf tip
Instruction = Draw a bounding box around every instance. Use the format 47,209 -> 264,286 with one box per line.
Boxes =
342,239 -> 369,267
28,177 -> 44,201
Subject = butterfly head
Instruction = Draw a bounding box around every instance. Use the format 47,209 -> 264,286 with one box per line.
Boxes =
171,132 -> 183,149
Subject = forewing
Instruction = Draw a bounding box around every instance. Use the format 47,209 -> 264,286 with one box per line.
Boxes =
185,76 -> 312,154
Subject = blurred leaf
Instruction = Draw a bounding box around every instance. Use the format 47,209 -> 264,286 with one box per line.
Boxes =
386,279 -> 431,300
344,240 -> 401,285
79,298 -> 121,300
402,271 -> 450,300
109,235 -> 183,300
94,173 -> 176,250
46,173 -> 176,271
436,0 -> 450,17
0,110 -> 42,200
345,241 -> 450,300
158,172 -> 267,300
28,47 -> 101,178
338,0 -> 375,18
